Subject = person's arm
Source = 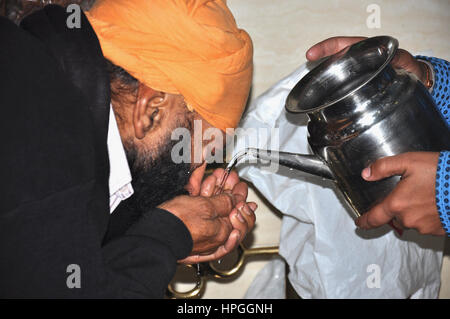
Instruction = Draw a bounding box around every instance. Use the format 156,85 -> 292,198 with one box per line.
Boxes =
416,56 -> 450,235
104,177 -> 255,297
103,190 -> 254,297
101,208 -> 192,298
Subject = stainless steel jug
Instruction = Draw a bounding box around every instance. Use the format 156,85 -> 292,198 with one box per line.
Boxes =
253,36 -> 450,218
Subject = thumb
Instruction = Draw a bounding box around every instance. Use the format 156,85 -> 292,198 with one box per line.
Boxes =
185,162 -> 207,196
362,154 -> 409,182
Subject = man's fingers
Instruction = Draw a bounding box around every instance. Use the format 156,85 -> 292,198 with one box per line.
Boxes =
211,193 -> 236,217
200,174 -> 217,197
212,168 -> 240,191
362,154 -> 409,182
221,228 -> 241,253
237,202 -> 257,230
179,230 -> 241,264
247,202 -> 258,212
306,36 -> 367,61
224,170 -> 240,190
230,202 -> 257,241
186,229 -> 240,264
179,200 -> 257,265
212,168 -> 225,181
185,162 -> 207,196
230,206 -> 248,239
231,181 -> 249,204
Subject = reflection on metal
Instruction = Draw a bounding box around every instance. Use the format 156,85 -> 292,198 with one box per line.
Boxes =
166,243 -> 279,299
166,268 -> 205,299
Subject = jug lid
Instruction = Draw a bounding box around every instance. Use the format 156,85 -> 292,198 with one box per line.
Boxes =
285,36 -> 399,113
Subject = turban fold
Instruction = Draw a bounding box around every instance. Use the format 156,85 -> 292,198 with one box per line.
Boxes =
85,0 -> 253,131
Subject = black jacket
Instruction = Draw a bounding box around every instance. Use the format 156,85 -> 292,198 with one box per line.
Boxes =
0,5 -> 192,298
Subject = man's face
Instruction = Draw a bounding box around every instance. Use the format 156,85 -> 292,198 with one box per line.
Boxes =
119,91 -> 225,212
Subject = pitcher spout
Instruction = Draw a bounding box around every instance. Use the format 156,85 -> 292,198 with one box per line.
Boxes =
247,148 -> 335,180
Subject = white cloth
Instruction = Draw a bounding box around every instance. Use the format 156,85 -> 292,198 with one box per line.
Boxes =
238,63 -> 444,299
244,257 -> 286,299
107,105 -> 133,213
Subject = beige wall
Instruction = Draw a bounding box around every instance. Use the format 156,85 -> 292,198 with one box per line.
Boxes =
230,0 -> 450,99
171,0 -> 450,298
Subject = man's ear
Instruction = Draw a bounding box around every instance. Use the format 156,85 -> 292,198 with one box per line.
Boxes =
132,83 -> 168,139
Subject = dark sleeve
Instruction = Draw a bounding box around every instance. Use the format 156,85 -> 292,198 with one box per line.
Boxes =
101,208 -> 193,298
416,56 -> 450,236
0,183 -> 192,299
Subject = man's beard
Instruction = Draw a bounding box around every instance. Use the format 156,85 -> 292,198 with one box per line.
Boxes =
123,120 -> 193,214
124,138 -> 192,213
103,114 -> 196,243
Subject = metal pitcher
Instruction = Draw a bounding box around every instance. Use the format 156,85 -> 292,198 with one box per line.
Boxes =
252,36 -> 450,218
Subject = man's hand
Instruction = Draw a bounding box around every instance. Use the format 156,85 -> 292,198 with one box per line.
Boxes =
196,167 -> 257,255
171,163 -> 256,263
159,192 -> 240,258
306,36 -> 430,84
355,152 -> 445,236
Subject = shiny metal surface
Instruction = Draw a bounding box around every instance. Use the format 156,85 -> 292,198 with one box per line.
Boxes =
248,148 -> 335,180
282,36 -> 450,217
286,36 -> 399,113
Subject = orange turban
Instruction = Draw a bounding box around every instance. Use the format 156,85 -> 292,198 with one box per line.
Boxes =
85,0 -> 253,131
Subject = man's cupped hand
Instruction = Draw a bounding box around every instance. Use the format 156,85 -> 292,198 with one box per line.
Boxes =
159,162 -> 257,264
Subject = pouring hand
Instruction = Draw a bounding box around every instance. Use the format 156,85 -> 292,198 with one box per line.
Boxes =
355,152 -> 445,236
306,36 -> 429,84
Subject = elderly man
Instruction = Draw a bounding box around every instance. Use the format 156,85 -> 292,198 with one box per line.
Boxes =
0,0 -> 256,298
